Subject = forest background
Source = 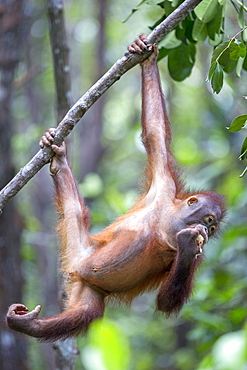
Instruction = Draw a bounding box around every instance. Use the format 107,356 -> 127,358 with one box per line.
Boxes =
0,0 -> 247,369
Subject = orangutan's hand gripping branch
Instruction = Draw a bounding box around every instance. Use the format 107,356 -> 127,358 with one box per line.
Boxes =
6,35 -> 226,341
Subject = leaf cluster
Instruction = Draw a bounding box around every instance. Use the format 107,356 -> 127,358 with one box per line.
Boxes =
228,114 -> 247,177
127,0 -> 247,88
209,36 -> 247,93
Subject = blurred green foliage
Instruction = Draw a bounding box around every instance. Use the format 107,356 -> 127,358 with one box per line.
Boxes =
80,319 -> 130,370
9,0 -> 247,369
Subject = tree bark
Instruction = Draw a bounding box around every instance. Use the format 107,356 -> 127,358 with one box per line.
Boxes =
47,0 -> 72,122
0,0 -> 203,210
47,1 -> 79,368
79,0 -> 107,178
0,1 -> 28,369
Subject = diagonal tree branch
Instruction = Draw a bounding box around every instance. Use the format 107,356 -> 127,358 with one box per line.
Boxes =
0,0 -> 203,210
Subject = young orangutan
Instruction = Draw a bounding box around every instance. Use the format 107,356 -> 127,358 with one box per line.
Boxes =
6,35 -> 226,341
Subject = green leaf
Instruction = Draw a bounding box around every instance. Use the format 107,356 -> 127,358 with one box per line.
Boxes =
211,40 -> 242,73
238,5 -> 245,29
213,43 -> 237,73
239,137 -> 247,161
228,115 -> 247,132
239,149 -> 247,161
239,166 -> 247,177
229,40 -> 246,61
243,28 -> 247,42
222,58 -> 237,73
207,5 -> 223,40
194,0 -> 219,23
172,0 -> 183,6
146,0 -> 166,4
236,56 -> 244,77
183,18 -> 196,43
218,46 -> 230,67
175,18 -> 195,43
157,47 -> 170,61
239,41 -> 247,58
176,22 -> 185,40
164,0 -> 175,16
149,14 -> 166,30
211,62 -> 223,93
192,18 -> 207,42
159,30 -> 182,49
123,0 -> 147,22
208,60 -> 217,80
209,33 -> 223,46
168,43 -> 196,81
211,41 -> 229,63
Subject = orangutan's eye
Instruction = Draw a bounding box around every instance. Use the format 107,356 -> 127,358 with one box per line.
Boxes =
204,215 -> 215,225
209,225 -> 217,235
187,197 -> 198,206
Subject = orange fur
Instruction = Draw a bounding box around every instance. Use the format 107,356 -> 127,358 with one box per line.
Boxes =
6,35 -> 226,341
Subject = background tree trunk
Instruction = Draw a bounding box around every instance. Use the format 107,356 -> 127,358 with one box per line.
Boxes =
79,0 -> 107,178
47,0 -> 78,368
0,1 -> 28,369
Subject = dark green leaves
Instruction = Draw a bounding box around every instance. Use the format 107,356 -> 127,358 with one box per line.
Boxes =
207,5 -> 223,41
229,40 -> 246,60
193,0 -> 224,44
124,0 -> 247,86
228,115 -> 247,177
208,39 -> 247,93
168,43 -> 196,81
210,63 -> 223,93
124,0 -> 226,82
